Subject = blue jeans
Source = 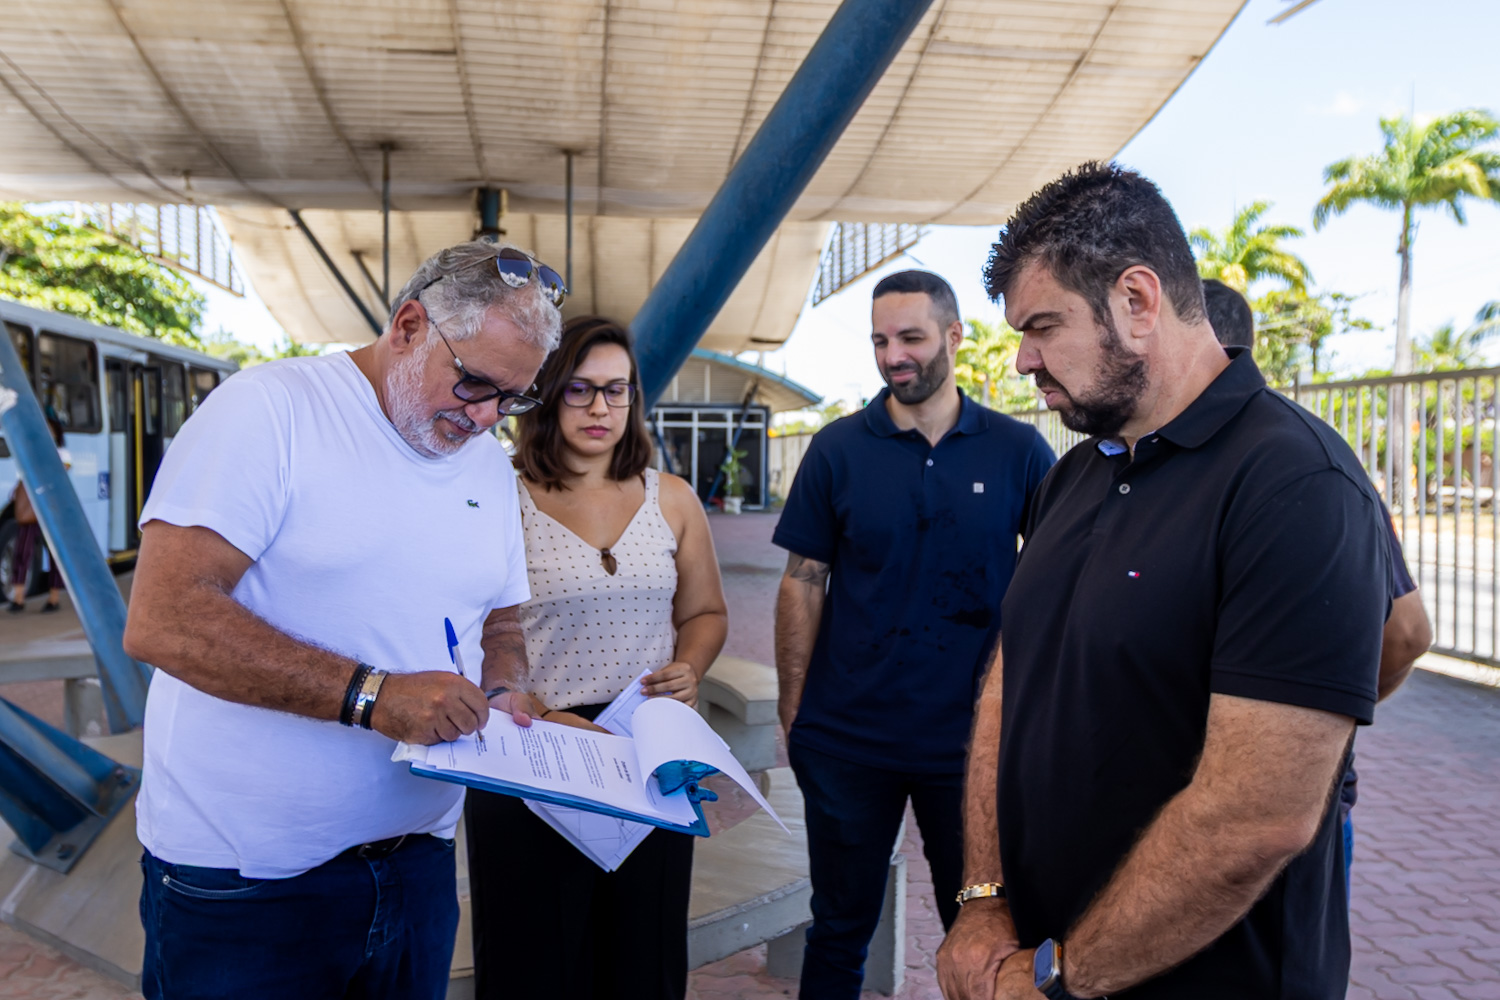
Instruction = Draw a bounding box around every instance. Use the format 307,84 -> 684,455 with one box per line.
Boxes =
789,742 -> 964,1000
140,836 -> 459,1000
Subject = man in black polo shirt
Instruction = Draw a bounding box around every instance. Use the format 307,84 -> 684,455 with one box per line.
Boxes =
937,163 -> 1389,1000
774,269 -> 1054,999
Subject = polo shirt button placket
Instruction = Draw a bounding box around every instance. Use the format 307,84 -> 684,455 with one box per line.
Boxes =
1118,483 -> 1131,495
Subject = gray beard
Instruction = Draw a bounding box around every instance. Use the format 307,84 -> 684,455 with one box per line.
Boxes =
386,342 -> 477,457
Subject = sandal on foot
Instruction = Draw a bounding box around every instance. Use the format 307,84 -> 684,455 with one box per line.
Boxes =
40,602 -> 61,614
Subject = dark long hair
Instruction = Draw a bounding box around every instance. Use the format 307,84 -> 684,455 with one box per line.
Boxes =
513,315 -> 653,490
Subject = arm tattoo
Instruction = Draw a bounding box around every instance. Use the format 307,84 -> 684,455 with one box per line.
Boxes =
482,617 -> 524,638
787,553 -> 831,586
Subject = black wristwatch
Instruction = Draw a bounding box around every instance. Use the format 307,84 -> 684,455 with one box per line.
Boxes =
1034,938 -> 1090,1000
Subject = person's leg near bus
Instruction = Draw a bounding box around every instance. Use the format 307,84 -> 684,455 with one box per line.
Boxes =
9,522 -> 39,611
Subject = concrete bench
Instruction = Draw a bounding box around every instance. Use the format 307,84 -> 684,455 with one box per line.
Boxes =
697,654 -> 780,773
0,637 -> 107,737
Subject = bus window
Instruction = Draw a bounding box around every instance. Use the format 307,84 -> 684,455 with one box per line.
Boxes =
143,367 -> 161,436
5,323 -> 34,384
161,361 -> 188,436
37,332 -> 101,432
107,361 -> 129,433
189,368 -> 220,409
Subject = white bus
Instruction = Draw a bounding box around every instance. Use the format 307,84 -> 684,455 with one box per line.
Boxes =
1,299 -> 239,592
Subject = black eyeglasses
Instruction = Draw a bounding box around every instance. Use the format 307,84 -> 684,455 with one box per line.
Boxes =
562,381 -> 636,408
425,311 -> 542,416
417,247 -> 568,308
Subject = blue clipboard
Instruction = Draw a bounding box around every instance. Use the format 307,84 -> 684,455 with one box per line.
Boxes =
408,763 -> 714,837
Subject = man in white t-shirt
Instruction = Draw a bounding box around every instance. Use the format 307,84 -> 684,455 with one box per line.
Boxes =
123,240 -> 565,1000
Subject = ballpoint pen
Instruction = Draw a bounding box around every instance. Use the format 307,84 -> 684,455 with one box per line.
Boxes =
445,617 -> 486,750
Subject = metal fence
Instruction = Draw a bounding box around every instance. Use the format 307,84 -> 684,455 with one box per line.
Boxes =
767,432 -> 816,501
1008,367 -> 1500,668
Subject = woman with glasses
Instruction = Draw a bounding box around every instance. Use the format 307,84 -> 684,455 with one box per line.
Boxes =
465,315 -> 728,1000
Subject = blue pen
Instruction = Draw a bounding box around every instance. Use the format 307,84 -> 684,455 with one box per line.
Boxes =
445,618 -> 486,750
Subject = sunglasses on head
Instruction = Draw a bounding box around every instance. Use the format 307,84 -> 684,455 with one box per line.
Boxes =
417,247 -> 568,308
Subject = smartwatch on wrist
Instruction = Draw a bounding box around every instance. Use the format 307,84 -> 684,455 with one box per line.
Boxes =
1035,938 -> 1090,1000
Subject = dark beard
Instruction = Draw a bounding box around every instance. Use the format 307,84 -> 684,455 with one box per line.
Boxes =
884,348 -> 950,405
1037,320 -> 1147,438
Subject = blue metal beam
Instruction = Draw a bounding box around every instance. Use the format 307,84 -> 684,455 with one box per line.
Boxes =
632,0 -> 936,405
0,330 -> 148,732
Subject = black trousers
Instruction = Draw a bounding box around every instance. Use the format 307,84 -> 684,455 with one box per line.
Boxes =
465,765 -> 695,1000
789,741 -> 965,1000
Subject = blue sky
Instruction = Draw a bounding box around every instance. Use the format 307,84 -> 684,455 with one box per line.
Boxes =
203,0 -> 1500,408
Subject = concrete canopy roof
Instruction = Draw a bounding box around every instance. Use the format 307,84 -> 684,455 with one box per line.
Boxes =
0,0 -> 1245,345
217,206 -> 830,346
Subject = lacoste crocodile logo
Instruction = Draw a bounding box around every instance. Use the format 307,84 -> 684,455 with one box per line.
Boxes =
467,500 -> 479,508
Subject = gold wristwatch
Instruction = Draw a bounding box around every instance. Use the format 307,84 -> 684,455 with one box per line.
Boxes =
955,882 -> 1006,905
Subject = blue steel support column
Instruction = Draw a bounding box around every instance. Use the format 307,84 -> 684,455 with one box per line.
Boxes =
632,0 -> 935,405
0,330 -> 147,732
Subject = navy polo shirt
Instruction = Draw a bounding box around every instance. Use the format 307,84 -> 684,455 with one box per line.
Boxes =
773,388 -> 1055,772
998,351 -> 1388,998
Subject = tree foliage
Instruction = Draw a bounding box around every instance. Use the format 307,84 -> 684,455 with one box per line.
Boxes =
955,318 -> 1037,411
1412,300 -> 1500,373
1314,109 -> 1500,372
1253,289 -> 1375,384
1190,200 -> 1312,295
772,399 -> 856,437
0,202 -> 206,347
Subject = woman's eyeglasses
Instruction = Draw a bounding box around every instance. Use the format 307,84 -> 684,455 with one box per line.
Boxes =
562,381 -> 636,408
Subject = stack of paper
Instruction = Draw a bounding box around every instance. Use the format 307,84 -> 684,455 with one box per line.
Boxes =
397,673 -> 784,871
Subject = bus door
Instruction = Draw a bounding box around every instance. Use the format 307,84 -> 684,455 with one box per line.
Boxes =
105,360 -> 132,552
105,359 -> 165,552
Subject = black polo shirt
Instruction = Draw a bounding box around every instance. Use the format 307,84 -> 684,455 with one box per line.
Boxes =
774,388 -> 1054,772
998,351 -> 1388,998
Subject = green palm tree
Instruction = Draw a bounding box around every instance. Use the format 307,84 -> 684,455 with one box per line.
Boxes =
1471,299 -> 1500,343
1415,322 -> 1483,373
955,318 -> 1034,410
1314,109 -> 1500,373
1189,200 -> 1312,295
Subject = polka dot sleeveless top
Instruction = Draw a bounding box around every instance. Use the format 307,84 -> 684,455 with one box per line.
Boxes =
517,468 -> 679,709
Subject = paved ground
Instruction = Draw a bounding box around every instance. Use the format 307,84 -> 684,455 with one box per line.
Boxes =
0,511 -> 1498,998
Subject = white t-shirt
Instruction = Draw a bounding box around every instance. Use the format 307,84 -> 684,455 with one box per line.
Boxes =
136,353 -> 529,878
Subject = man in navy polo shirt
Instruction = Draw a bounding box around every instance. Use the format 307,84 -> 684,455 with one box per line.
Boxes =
774,269 -> 1054,999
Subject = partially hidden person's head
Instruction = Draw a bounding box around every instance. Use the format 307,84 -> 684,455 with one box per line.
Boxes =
985,161 -> 1209,438
381,241 -> 565,458
870,269 -> 964,407
514,315 -> 653,490
1202,279 -> 1255,351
